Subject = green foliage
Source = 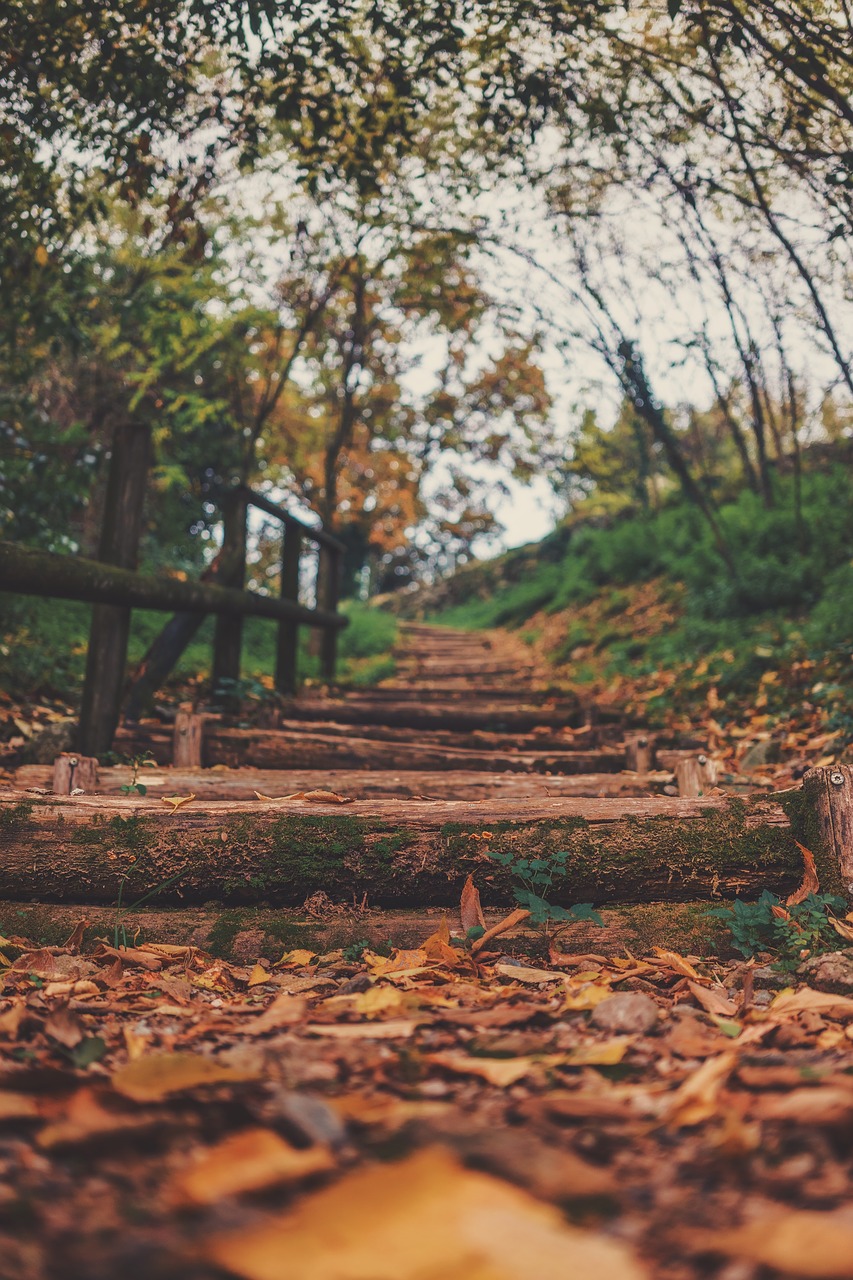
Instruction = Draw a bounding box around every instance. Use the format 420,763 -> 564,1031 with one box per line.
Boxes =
486,848 -> 603,931
118,751 -> 157,797
706,891 -> 848,971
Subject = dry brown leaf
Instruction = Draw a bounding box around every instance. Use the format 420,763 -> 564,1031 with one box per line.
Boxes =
0,1002 -> 26,1038
305,1020 -> 417,1039
245,994 -> 307,1035
471,908 -> 531,954
770,988 -> 853,1019
494,962 -> 565,985
275,949 -> 316,969
0,1092 -> 39,1121
786,841 -> 820,905
667,1052 -> 737,1127
460,874 -> 486,933
37,1087 -> 161,1149
751,1086 -> 853,1124
366,948 -> 429,976
111,1052 -> 260,1102
565,1038 -> 631,1066
62,920 -> 88,950
651,948 -> 707,983
687,980 -> 738,1017
43,1007 -> 84,1049
12,950 -> 83,982
830,917 -> 853,942
92,943 -> 162,971
203,1146 -> 649,1280
255,789 -> 353,805
682,1208 -> 853,1277
171,1128 -> 335,1205
426,1051 -> 564,1086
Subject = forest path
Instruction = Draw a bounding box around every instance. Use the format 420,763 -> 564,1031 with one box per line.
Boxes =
0,620 -> 800,965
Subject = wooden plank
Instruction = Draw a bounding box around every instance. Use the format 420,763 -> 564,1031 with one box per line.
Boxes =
15,765 -> 670,801
211,489 -> 248,701
275,525 -> 302,695
114,724 -> 627,773
0,541 -> 347,628
280,698 -> 584,733
0,787 -> 798,906
0,900 -> 731,962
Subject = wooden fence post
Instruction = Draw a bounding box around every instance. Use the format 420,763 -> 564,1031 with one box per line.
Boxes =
625,733 -> 655,773
211,489 -> 248,705
52,753 -> 99,794
319,545 -> 341,683
77,422 -> 151,756
275,525 -> 303,696
676,753 -> 717,798
173,706 -> 204,768
802,765 -> 853,900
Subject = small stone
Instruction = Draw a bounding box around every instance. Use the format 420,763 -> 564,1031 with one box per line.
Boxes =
752,990 -> 773,1007
338,972 -> 372,994
798,951 -> 853,995
752,965 -> 788,990
590,992 -> 659,1034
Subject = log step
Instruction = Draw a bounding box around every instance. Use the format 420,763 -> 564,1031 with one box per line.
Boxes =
0,901 -> 731,962
14,764 -> 672,802
115,724 -> 628,774
0,786 -> 802,907
281,697 -> 584,732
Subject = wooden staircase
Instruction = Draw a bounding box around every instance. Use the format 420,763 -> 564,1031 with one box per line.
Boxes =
2,623 -> 849,958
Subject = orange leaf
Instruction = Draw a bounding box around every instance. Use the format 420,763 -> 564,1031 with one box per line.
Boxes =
786,841 -> 820,906
460,874 -> 485,932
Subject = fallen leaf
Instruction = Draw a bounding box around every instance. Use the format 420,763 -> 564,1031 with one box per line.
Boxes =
161,793 -> 196,813
427,1051 -> 562,1086
751,1086 -> 853,1124
275,949 -> 316,969
494,963 -> 565,985
255,789 -> 353,805
203,1146 -> 649,1280
247,964 -> 269,988
44,1007 -> 84,1049
37,1087 -> 160,1149
787,841 -> 820,905
562,982 -> 613,1011
651,948 -> 707,983
0,1092 -> 39,1121
565,1038 -> 631,1066
770,988 -> 853,1018
667,1052 -> 737,1127
245,994 -> 307,1035
682,1208 -> 853,1277
111,1052 -> 260,1101
352,986 -> 407,1018
471,908 -> 531,954
171,1128 -> 335,1205
305,1020 -> 417,1039
687,981 -> 738,1017
460,874 -> 486,932
366,949 -> 429,976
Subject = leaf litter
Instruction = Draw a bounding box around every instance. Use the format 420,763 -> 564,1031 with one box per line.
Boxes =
0,896 -> 851,1278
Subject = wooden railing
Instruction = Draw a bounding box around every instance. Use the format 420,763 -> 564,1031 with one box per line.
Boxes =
0,488 -> 347,756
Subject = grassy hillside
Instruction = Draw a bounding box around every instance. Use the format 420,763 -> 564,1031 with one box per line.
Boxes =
420,468 -> 853,747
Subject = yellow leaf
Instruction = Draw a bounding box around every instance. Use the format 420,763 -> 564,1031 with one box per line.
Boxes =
34,244 -> 48,266
111,1053 -> 259,1102
683,1208 -> 853,1277
203,1146 -> 649,1280
171,1128 -> 335,1205
566,1038 -> 631,1066
275,949 -> 316,969
562,983 -> 613,1011
247,964 -> 269,988
305,1020 -> 417,1039
245,994 -> 307,1035
161,793 -> 196,813
353,986 -> 406,1018
770,988 -> 853,1018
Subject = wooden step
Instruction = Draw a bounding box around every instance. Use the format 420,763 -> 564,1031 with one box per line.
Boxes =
116,724 -> 627,773
283,697 -> 584,732
0,900 -> 731,962
0,786 -> 801,907
201,717 -> 614,753
14,764 -> 669,801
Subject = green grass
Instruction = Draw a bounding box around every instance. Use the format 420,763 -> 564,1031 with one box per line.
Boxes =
0,595 -> 397,702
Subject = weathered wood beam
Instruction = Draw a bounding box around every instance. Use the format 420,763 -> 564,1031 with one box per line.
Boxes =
0,541 -> 347,629
14,764 -> 670,802
0,788 -> 800,907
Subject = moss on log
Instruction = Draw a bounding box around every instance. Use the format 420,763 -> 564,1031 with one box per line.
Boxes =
0,788 -> 799,907
0,901 -> 730,962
